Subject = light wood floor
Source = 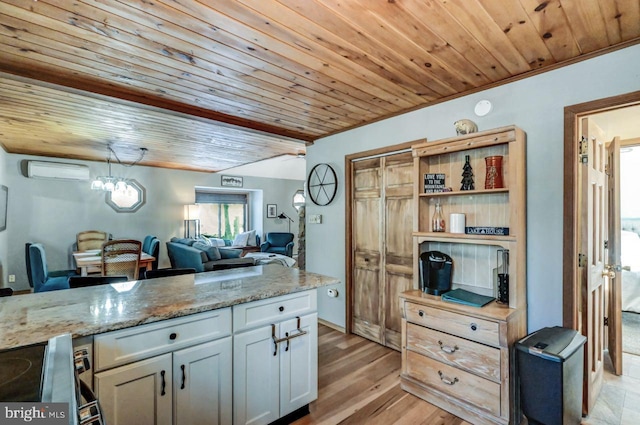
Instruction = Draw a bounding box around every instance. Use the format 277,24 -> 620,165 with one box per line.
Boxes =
293,325 -> 471,425
294,325 -> 640,424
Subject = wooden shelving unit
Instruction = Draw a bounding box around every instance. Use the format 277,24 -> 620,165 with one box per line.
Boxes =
401,125 -> 527,425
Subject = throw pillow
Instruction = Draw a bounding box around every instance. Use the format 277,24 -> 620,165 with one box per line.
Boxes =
198,235 -> 213,246
210,238 -> 226,247
192,241 -> 222,261
246,230 -> 257,246
232,232 -> 250,247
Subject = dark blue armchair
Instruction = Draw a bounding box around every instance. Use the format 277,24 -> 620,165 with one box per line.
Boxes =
142,235 -> 160,269
28,243 -> 72,292
260,232 -> 295,257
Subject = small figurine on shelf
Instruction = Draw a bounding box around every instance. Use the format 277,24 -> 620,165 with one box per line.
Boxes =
460,155 -> 474,190
432,201 -> 445,232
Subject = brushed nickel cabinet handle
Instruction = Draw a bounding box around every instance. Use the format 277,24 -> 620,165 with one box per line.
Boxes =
438,371 -> 459,386
438,340 -> 459,354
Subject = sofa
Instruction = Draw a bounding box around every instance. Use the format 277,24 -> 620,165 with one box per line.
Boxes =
166,238 -> 255,272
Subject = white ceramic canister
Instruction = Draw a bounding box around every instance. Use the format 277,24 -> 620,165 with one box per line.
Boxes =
449,213 -> 466,233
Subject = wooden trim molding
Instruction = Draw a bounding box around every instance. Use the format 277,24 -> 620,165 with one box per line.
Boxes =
563,90 -> 640,329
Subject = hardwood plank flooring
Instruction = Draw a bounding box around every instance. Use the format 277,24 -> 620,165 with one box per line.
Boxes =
293,325 -> 471,425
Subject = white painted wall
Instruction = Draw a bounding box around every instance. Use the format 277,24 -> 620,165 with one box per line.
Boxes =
5,153 -> 302,291
306,44 -> 640,333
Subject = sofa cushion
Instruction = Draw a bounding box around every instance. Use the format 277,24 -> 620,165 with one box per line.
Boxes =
192,241 -> 222,261
170,237 -> 196,246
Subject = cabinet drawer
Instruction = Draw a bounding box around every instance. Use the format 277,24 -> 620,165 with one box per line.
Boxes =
406,350 -> 500,416
405,302 -> 500,347
94,309 -> 231,371
406,323 -> 500,382
233,290 -> 317,332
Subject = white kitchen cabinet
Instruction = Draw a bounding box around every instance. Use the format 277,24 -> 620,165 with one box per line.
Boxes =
233,291 -> 318,425
95,309 -> 232,425
95,353 -> 173,425
173,337 -> 232,425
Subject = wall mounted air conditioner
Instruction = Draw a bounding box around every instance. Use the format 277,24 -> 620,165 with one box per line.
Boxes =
27,161 -> 90,181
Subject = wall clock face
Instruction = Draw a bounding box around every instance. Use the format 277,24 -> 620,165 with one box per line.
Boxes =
307,163 -> 337,206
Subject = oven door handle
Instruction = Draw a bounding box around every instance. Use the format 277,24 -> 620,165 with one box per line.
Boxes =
78,379 -> 105,425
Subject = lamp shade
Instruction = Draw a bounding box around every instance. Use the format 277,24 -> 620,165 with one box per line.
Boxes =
184,204 -> 200,220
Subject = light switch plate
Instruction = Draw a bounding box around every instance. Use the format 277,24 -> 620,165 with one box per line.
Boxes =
308,214 -> 322,224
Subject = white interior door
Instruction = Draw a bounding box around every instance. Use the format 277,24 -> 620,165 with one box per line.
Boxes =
579,116 -> 607,414
606,136 -> 622,375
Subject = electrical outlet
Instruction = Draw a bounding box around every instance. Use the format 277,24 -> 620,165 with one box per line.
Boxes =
8,274 -> 15,283
309,214 -> 322,224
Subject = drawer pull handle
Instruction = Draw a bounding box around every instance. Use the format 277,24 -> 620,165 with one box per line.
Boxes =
279,306 -> 285,312
418,310 -> 425,317
160,370 -> 166,396
180,364 -> 186,389
438,340 -> 459,354
271,318 -> 307,357
470,323 -> 477,331
438,371 -> 459,386
169,332 -> 178,340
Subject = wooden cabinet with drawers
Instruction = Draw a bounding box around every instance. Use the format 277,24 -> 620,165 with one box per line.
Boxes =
401,126 -> 527,424
401,293 -> 525,424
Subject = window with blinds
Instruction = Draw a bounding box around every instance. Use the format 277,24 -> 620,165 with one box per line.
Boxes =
195,189 -> 248,240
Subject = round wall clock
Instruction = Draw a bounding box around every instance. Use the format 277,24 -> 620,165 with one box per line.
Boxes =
307,163 -> 337,206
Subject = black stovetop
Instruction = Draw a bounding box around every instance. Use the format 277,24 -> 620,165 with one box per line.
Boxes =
0,343 -> 45,402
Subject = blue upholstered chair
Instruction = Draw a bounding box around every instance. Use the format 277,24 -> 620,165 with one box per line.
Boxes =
260,232 -> 295,257
28,243 -> 71,292
142,235 -> 160,269
26,242 -> 77,290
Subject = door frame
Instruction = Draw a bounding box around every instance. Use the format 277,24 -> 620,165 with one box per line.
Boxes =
563,90 -> 640,327
344,140 -> 420,334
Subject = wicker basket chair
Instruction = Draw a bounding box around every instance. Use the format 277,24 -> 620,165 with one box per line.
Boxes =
101,239 -> 142,281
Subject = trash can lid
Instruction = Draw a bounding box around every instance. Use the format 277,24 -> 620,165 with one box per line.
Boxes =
515,326 -> 587,362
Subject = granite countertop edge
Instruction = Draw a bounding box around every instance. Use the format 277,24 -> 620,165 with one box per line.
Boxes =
0,266 -> 340,350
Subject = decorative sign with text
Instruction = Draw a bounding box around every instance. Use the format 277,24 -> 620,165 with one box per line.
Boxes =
424,173 -> 447,193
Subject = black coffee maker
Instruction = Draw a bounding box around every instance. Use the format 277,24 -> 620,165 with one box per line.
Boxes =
420,251 -> 453,295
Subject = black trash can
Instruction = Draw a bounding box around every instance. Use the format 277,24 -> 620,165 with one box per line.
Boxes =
515,326 -> 587,425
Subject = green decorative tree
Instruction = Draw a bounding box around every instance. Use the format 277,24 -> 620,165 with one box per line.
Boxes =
461,155 -> 474,190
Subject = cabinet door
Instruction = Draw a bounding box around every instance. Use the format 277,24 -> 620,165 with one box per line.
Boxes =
95,353 -> 172,425
233,325 -> 279,425
279,313 -> 318,417
174,337 -> 232,425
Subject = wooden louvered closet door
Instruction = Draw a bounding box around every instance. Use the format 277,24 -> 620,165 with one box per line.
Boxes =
351,151 -> 414,350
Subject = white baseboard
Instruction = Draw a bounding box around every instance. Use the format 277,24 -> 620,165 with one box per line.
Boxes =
318,318 -> 346,334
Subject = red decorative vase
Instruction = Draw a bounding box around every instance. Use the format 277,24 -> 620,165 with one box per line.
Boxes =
484,156 -> 504,189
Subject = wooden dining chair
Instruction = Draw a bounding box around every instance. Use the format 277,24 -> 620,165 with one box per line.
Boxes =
77,230 -> 108,251
101,239 -> 142,281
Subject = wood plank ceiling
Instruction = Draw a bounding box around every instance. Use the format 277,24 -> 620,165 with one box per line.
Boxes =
0,0 -> 638,172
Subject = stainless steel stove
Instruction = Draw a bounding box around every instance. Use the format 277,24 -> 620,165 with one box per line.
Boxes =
0,334 -> 104,425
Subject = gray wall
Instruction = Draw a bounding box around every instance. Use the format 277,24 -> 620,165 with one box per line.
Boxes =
305,44 -> 640,332
5,153 -> 302,291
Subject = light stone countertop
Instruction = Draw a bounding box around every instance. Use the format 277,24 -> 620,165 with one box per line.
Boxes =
0,265 -> 339,350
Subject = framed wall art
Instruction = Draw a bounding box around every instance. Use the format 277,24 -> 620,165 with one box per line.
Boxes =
221,175 -> 243,187
267,204 -> 277,218
0,185 -> 6,231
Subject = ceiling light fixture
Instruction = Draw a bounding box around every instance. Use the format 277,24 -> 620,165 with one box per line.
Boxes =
91,146 -> 147,192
